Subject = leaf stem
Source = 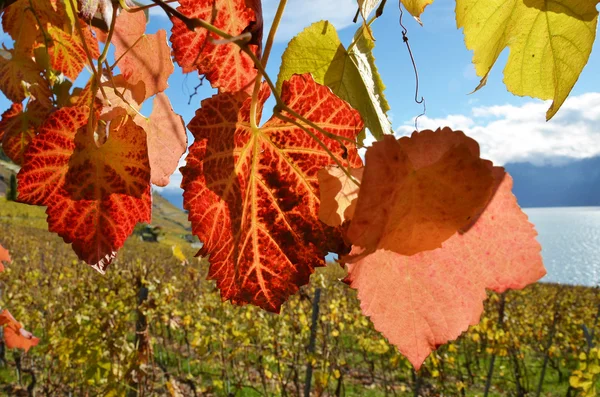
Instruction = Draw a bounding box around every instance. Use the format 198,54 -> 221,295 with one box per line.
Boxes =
250,0 -> 287,129
160,0 -> 362,167
67,0 -> 108,100
97,6 -> 118,64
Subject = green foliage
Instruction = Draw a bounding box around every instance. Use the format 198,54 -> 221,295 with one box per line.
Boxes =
0,200 -> 598,395
6,174 -> 16,201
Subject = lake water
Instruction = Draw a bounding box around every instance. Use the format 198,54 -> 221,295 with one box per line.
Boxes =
525,207 -> 600,287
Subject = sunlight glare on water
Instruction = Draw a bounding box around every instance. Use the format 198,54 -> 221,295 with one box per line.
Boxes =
525,207 -> 600,287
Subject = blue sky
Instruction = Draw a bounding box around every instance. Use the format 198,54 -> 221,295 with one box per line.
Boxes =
2,0 -> 600,197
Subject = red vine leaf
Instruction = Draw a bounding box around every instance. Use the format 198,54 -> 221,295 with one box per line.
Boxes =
346,171 -> 546,369
0,101 -> 49,165
138,93 -> 187,187
18,107 -> 90,206
65,110 -> 151,199
347,128 -> 495,257
182,74 -> 363,312
318,165 -> 363,227
113,10 -> 173,100
47,22 -> 99,80
47,188 -> 152,272
0,243 -> 11,272
0,310 -> 40,352
17,107 -> 151,271
170,0 -> 262,93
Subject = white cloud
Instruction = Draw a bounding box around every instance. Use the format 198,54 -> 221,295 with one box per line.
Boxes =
262,0 -> 358,42
396,92 -> 600,166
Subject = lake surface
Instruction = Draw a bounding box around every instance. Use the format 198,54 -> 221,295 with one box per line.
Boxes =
525,207 -> 600,287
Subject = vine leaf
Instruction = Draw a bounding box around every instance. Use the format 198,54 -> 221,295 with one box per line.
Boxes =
47,22 -> 99,80
0,51 -> 51,106
138,93 -> 187,187
169,0 -> 262,93
318,165 -> 363,227
182,74 -> 363,312
456,0 -> 598,120
0,101 -> 49,165
97,78 -> 186,186
0,243 -> 11,272
17,107 -> 151,272
278,21 -> 391,141
113,10 -> 173,100
347,128 -> 495,257
0,310 -> 40,352
2,0 -> 65,50
358,0 -> 433,23
65,110 -> 151,199
346,171 -> 546,369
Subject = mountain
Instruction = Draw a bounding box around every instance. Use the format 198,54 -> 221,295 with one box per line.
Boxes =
505,156 -> 600,208
158,189 -> 185,211
158,157 -> 600,210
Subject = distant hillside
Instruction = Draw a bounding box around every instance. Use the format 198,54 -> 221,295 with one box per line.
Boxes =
159,189 -> 185,210
158,159 -> 600,210
0,161 -> 192,244
505,156 -> 600,208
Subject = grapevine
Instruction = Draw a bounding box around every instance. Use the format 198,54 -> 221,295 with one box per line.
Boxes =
0,0 -> 597,375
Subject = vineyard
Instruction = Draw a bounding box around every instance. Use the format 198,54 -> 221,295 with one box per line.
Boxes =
0,197 -> 597,396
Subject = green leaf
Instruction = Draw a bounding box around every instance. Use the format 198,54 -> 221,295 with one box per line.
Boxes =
456,0 -> 598,120
277,21 -> 391,142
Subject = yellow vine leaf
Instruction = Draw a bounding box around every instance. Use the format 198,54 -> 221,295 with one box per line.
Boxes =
277,21 -> 391,142
456,0 -> 598,120
358,0 -> 434,23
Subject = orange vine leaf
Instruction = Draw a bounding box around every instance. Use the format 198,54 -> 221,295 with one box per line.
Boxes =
47,22 -> 100,80
0,243 -> 11,272
318,165 -> 363,227
345,170 -> 546,369
347,128 -> 496,257
138,93 -> 187,187
182,74 -> 363,312
170,0 -> 262,93
0,310 -> 40,352
17,107 -> 151,271
2,0 -> 64,51
113,10 -> 173,100
0,51 -> 51,106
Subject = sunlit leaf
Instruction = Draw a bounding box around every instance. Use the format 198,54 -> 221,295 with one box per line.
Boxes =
346,171 -> 546,369
169,0 -> 262,93
347,128 -> 495,256
278,21 -> 391,141
0,310 -> 40,352
17,106 -> 151,271
318,165 -> 363,227
456,0 -> 598,119
182,74 -> 362,312
112,10 -> 173,100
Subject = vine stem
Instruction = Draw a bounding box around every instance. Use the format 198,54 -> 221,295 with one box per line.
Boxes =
250,0 -> 287,129
153,0 -> 360,184
66,0 -> 109,101
97,6 -> 118,65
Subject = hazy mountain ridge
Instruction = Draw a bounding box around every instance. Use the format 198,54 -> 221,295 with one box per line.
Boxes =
505,156 -> 600,208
